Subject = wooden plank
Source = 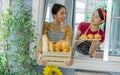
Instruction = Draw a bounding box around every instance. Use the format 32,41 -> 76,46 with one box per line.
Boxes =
41,51 -> 71,66
46,61 -> 66,67
42,52 -> 71,57
42,56 -> 71,61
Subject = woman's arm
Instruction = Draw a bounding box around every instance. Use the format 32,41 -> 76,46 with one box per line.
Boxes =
37,22 -> 49,53
64,26 -> 74,66
75,30 -> 81,40
89,41 -> 101,57
37,22 -> 50,65
64,25 -> 72,45
74,30 -> 85,46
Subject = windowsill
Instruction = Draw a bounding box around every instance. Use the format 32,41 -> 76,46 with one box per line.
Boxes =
37,52 -> 120,72
64,57 -> 120,72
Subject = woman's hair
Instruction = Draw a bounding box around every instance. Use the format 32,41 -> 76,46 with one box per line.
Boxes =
96,8 -> 107,32
51,3 -> 66,15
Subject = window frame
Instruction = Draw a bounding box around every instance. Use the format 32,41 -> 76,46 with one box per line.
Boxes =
32,0 -> 120,72
104,0 -> 120,62
2,0 -> 10,13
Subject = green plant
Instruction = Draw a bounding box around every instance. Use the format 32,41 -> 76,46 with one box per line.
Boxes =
0,3 -> 14,74
0,0 -> 39,74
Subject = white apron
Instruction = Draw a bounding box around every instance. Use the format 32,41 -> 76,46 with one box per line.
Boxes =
76,25 -> 100,55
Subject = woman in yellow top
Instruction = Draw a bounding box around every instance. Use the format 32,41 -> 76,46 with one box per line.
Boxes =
38,3 -> 73,66
41,4 -> 72,45
38,21 -> 72,52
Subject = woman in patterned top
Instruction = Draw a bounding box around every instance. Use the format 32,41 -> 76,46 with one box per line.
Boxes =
38,3 -> 73,66
75,8 -> 107,57
37,3 -> 75,75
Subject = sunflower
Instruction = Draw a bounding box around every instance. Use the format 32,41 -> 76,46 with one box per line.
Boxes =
43,66 -> 62,75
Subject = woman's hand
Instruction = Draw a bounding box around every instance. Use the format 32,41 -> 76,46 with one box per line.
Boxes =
65,59 -> 73,67
79,37 -> 85,43
38,52 -> 47,66
89,40 -> 101,57
74,37 -> 85,46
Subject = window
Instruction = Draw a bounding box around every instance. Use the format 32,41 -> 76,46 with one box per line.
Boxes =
45,4 -> 53,22
109,0 -> 120,57
75,0 -> 107,25
45,6 -> 50,21
0,0 -> 3,16
75,0 -> 86,25
74,0 -> 107,51
104,0 -> 120,61
74,0 -> 86,35
31,0 -> 120,72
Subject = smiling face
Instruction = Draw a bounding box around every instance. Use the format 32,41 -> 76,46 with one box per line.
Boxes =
91,11 -> 104,26
53,7 -> 67,23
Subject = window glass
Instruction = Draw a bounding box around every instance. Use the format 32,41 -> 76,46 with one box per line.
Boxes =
0,0 -> 3,15
109,0 -> 120,56
109,19 -> 120,56
111,0 -> 120,17
75,0 -> 86,24
74,0 -> 108,59
45,6 -> 51,22
75,13 -> 85,24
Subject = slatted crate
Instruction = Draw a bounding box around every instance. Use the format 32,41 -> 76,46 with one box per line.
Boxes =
41,51 -> 71,66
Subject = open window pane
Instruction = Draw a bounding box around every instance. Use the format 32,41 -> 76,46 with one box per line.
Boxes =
75,13 -> 85,24
111,0 -> 120,17
109,0 -> 120,56
0,0 -> 3,15
109,19 -> 120,56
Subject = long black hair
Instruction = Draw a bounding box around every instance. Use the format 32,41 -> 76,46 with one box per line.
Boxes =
96,8 -> 107,32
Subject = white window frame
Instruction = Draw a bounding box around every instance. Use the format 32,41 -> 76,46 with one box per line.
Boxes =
103,0 -> 112,61
31,0 -> 45,59
104,0 -> 120,62
32,0 -> 120,72
2,0 -> 10,13
32,0 -> 46,46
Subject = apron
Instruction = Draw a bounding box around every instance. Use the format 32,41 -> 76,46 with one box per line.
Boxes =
47,23 -> 65,42
76,25 -> 100,55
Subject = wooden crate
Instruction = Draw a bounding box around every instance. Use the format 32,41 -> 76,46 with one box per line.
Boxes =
42,51 -> 71,66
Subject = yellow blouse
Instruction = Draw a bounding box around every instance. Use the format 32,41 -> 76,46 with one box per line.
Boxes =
38,22 -> 73,52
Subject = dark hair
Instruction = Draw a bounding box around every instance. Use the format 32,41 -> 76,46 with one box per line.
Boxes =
51,3 -> 66,15
96,8 -> 107,32
96,8 -> 107,21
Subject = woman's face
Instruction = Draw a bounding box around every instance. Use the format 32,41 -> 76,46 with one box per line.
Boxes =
54,7 -> 66,23
91,11 -> 104,26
